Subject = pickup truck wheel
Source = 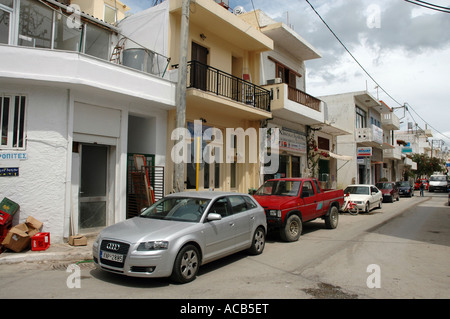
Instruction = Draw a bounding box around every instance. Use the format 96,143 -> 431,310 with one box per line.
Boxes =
325,206 -> 339,229
280,215 -> 302,242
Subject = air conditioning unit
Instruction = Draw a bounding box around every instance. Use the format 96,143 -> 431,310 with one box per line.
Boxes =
267,78 -> 282,85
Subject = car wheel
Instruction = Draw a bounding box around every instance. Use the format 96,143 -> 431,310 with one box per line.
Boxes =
378,199 -> 382,209
280,214 -> 302,242
171,245 -> 200,284
325,206 -> 339,229
248,227 -> 266,255
364,203 -> 369,213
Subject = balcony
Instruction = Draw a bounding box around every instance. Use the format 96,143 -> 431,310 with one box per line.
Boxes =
186,61 -> 272,120
381,113 -> 400,130
264,83 -> 324,125
383,145 -> 402,160
356,125 -> 391,149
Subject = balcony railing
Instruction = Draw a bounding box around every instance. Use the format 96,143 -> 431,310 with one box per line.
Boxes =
287,86 -> 321,112
187,60 -> 271,112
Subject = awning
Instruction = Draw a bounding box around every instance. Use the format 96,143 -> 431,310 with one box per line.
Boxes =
327,151 -> 353,161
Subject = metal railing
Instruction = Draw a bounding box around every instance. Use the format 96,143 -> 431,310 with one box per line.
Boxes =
187,60 -> 271,112
287,86 -> 321,112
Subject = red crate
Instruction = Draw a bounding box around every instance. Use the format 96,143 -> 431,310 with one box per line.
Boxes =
31,232 -> 50,251
0,210 -> 12,226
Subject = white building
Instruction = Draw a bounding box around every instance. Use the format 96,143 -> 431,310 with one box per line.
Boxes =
320,91 -> 402,188
0,0 -> 175,242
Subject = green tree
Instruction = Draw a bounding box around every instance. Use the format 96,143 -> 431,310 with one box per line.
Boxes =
411,153 -> 445,177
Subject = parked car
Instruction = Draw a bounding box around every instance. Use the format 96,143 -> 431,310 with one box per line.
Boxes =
396,181 -> 414,197
93,191 -> 267,283
375,182 -> 400,203
342,184 -> 383,213
414,179 -> 429,190
428,174 -> 448,192
253,178 -> 344,242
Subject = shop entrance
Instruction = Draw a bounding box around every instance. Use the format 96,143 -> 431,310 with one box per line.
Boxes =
78,144 -> 109,230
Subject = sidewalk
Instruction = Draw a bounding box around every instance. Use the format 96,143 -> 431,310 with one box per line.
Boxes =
0,235 -> 95,265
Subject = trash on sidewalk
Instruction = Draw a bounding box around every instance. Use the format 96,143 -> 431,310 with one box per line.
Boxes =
1,216 -> 43,253
0,197 -> 20,254
31,232 -> 50,251
68,234 -> 87,246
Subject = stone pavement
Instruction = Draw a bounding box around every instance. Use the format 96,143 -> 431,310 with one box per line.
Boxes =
0,235 -> 95,265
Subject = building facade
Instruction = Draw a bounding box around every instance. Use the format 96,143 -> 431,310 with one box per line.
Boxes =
0,0 -> 175,242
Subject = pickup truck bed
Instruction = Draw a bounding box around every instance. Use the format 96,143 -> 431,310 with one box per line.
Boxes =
253,178 -> 344,242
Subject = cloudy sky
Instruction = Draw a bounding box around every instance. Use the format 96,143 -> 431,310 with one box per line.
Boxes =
120,0 -> 450,151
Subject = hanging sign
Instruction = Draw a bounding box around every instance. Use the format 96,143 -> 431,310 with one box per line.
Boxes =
357,147 -> 372,157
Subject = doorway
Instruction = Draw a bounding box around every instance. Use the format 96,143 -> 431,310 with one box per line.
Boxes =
191,42 -> 208,90
79,144 -> 109,230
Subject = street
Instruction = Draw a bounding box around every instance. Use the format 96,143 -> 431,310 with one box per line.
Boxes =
0,191 -> 449,300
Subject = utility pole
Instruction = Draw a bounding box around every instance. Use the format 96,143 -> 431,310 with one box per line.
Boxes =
174,0 -> 190,192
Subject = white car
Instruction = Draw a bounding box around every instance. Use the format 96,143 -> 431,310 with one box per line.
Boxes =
342,184 -> 383,213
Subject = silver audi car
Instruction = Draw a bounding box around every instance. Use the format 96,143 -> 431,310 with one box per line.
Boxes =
93,191 -> 267,283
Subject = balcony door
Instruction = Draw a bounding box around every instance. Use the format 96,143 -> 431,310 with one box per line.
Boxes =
191,42 -> 208,90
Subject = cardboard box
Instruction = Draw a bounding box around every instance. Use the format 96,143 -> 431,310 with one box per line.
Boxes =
1,216 -> 43,252
69,235 -> 87,246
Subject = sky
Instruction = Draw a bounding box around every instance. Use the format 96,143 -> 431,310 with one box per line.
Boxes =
120,0 -> 450,153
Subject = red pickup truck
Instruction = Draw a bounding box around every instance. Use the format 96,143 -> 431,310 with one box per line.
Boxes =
253,178 -> 344,242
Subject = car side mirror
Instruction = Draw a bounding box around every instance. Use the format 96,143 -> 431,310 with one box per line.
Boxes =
207,213 -> 222,221
300,190 -> 309,198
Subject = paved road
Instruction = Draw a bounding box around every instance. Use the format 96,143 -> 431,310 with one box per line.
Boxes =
0,192 -> 449,300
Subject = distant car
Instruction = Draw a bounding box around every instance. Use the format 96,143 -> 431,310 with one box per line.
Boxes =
375,182 -> 400,203
428,175 -> 447,192
396,181 -> 414,197
93,191 -> 267,283
414,179 -> 428,190
343,184 -> 383,213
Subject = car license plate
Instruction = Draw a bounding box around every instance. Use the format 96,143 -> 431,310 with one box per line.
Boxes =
101,250 -> 124,263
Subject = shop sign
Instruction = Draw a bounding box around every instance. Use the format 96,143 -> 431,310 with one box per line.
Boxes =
279,128 -> 306,153
0,168 -> 19,176
357,147 -> 372,157
0,152 -> 27,160
402,147 -> 412,153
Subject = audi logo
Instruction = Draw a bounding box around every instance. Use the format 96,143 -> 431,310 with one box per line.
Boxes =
106,243 -> 120,251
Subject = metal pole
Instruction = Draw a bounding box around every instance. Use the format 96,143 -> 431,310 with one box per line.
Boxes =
174,0 -> 190,192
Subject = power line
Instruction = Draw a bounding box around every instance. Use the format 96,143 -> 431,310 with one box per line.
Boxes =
304,0 -> 450,143
304,0 -> 403,107
404,0 -> 450,13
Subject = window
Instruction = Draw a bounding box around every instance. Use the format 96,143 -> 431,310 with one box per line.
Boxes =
301,181 -> 315,197
104,4 -> 117,24
229,196 -> 248,214
19,0 -> 53,48
209,198 -> 230,218
0,6 -> 11,44
269,57 -> 300,88
1,95 -> 26,149
355,106 -> 367,128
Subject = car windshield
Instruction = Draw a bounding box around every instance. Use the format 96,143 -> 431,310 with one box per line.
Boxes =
255,180 -> 301,196
140,197 -> 211,222
430,176 -> 446,181
397,181 -> 410,187
376,183 -> 392,189
343,186 -> 369,195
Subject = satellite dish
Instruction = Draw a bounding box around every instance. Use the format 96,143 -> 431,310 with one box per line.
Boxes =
233,6 -> 246,15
